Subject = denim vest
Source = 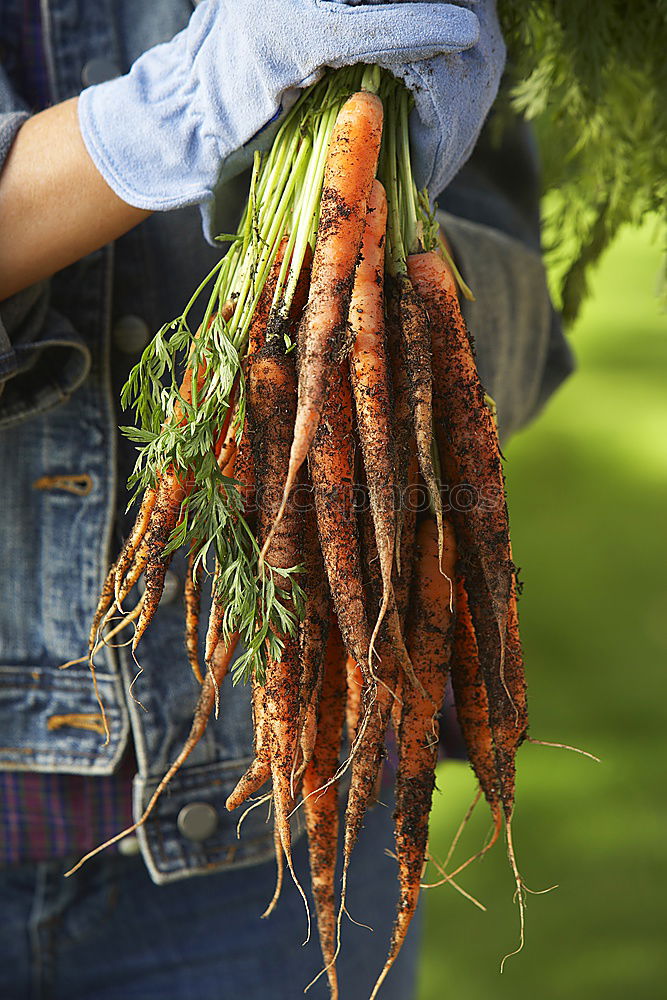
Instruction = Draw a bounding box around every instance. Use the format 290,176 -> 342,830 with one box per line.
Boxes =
0,0 -> 279,883
0,0 -> 574,883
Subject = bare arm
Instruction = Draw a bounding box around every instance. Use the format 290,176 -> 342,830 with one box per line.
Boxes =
0,98 -> 151,301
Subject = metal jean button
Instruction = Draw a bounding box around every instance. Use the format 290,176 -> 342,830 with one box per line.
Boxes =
118,835 -> 140,856
177,802 -> 219,842
81,57 -> 121,87
112,314 -> 151,354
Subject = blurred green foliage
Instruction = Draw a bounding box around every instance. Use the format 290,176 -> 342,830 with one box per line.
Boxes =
419,223 -> 667,1000
498,2 -> 667,323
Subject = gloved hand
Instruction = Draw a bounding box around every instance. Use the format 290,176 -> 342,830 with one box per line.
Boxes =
78,0 -> 504,238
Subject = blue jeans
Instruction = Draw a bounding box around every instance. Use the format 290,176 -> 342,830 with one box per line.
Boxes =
0,797 -> 421,1000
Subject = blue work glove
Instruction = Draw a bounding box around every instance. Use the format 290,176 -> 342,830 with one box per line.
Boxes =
78,0 -> 504,239
382,0 -> 505,198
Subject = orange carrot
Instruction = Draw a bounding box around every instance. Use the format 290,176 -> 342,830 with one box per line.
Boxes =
408,250 -> 524,818
232,424 -> 256,515
247,339 -> 306,910
251,345 -> 302,580
207,254 -> 295,664
184,548 -> 204,684
88,557 -> 122,659
273,91 -> 384,540
295,495 -> 331,777
263,817 -> 286,920
113,485 -> 158,604
407,251 -> 513,667
385,279 -> 413,567
348,178 -> 396,655
337,501 -> 400,948
345,656 -> 364,746
227,249 -> 314,812
87,487 -> 157,657
115,535 -> 150,608
339,646 -> 395,944
111,304 -> 238,656
506,565 -> 528,752
90,302 -> 236,662
450,574 -> 503,826
206,430 -> 260,668
358,476 -> 425,703
474,560 -> 527,821
302,616 -> 347,999
263,633 -> 303,904
396,272 -> 445,558
250,236 -> 289,356
131,466 -> 189,652
204,561 -> 226,668
390,448 -> 419,739
225,673 -> 271,811
214,392 -> 239,474
371,515 -> 456,998
392,448 -> 420,629
309,361 -> 372,684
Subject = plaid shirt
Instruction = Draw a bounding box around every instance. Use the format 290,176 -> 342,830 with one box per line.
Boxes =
0,754 -> 135,864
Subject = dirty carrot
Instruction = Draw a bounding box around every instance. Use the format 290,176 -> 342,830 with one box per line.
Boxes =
184,549 -> 204,684
247,338 -> 307,919
371,514 -> 456,998
225,673 -> 271,811
408,250 -> 525,819
131,466 -> 190,652
396,273 -> 445,559
348,178 -> 396,657
337,500 -> 399,953
407,250 -> 513,664
87,485 -> 156,659
270,90 -> 384,546
344,656 -> 364,747
450,574 -> 503,826
113,485 -> 158,605
295,496 -> 331,778
309,361 -> 372,684
302,616 -> 347,999
385,278 -> 413,568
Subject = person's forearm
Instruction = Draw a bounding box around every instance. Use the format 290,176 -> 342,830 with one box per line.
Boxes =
0,98 -> 151,301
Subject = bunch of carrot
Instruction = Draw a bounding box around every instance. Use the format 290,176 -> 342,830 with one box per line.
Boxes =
70,66 -> 528,997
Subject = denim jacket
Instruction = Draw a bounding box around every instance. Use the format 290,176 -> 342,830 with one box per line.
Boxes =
0,0 -> 573,883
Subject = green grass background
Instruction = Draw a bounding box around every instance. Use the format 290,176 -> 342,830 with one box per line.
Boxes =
418,224 -> 667,1000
